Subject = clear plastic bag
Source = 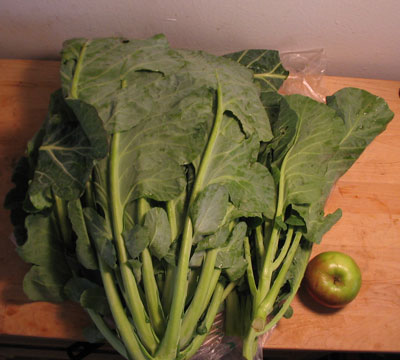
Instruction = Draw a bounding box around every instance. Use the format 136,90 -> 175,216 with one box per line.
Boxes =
279,48 -> 327,103
191,313 -> 275,360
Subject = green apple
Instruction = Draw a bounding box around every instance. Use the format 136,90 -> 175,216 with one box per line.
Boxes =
304,251 -> 362,308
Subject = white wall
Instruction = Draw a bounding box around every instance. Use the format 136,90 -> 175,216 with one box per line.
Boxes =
0,0 -> 399,80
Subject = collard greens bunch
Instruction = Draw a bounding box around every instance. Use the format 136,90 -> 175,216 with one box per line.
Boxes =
5,35 -> 393,360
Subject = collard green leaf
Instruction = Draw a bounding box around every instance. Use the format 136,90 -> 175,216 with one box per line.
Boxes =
225,49 -> 288,93
144,207 -> 172,260
113,84 -> 213,203
326,87 -> 394,185
215,222 -> 247,269
64,276 -> 98,302
61,35 -> 185,133
225,257 -> 247,282
17,214 -> 69,271
124,224 -> 150,259
191,184 -> 229,235
84,208 -> 117,268
202,116 -> 276,219
277,95 -> 344,242
226,49 -> 288,125
269,97 -> 299,169
277,89 -> 394,243
189,251 -> 205,268
83,324 -> 105,343
177,50 -> 273,142
196,225 -> 230,252
28,90 -> 107,207
68,200 -> 98,270
23,264 -> 70,302
80,286 -> 110,315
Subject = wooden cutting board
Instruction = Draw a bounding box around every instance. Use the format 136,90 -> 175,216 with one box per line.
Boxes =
1,59 -> 399,353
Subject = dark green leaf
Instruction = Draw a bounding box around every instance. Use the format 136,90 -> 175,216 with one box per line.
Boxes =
177,50 -> 273,142
196,225 -> 230,251
215,222 -> 247,269
124,224 -> 150,259
61,35 -> 185,133
23,264 -> 70,302
191,184 -> 229,235
83,324 -> 105,343
68,200 -> 98,270
326,87 -> 394,184
225,257 -> 247,282
202,116 -> 276,219
28,90 -> 106,207
189,251 -> 205,268
144,207 -> 172,260
84,208 -> 116,268
279,95 -> 344,243
225,49 -> 288,93
17,214 -> 69,271
80,287 -> 109,315
64,276 -> 98,302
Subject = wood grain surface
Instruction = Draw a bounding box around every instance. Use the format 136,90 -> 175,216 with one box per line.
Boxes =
1,60 -> 399,353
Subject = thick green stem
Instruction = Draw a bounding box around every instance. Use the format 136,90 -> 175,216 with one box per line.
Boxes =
161,266 -> 175,313
255,223 -> 280,309
54,195 -> 73,250
255,231 -> 302,321
86,309 -> 128,359
166,201 -> 178,242
272,226 -> 294,270
155,76 -> 225,359
178,282 -> 225,360
142,248 -> 166,337
243,235 -> 310,360
98,258 -> 149,360
255,225 -> 265,272
180,250 -> 219,348
109,133 -> 157,354
242,326 -> 258,360
138,198 -> 166,337
255,137 -> 296,308
244,237 -> 257,297
161,201 -> 179,312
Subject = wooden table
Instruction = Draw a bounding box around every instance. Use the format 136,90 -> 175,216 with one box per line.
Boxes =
1,60 -> 399,356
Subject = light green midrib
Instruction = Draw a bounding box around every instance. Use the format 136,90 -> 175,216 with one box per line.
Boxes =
70,40 -> 90,99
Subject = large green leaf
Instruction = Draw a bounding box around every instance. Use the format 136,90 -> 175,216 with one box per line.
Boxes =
225,49 -> 288,93
191,184 -> 229,235
28,90 -> 107,207
215,222 -> 247,281
83,208 -> 117,269
201,116 -> 276,219
17,214 -> 69,271
18,213 -> 71,303
67,199 -> 98,270
80,286 -> 110,315
326,87 -> 394,184
61,35 -> 185,133
113,84 -> 213,204
144,207 -> 172,260
177,50 -> 273,142
124,224 -> 150,259
278,95 -> 344,242
23,264 -> 70,303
